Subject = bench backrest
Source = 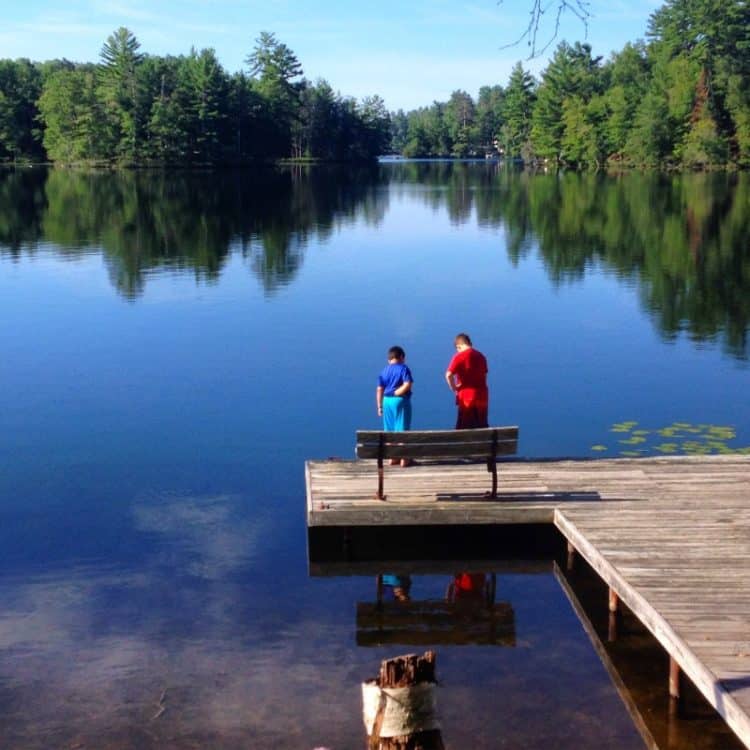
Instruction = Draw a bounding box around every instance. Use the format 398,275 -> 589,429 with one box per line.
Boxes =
356,427 -> 519,460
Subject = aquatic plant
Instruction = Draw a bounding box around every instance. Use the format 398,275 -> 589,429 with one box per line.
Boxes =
590,421 -> 749,457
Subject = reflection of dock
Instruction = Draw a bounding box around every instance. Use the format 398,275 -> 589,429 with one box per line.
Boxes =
357,600 -> 515,647
306,455 -> 750,748
554,562 -> 660,749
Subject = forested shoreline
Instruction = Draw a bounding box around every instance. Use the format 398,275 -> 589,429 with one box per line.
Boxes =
1,0 -> 749,169
393,0 -> 750,169
0,29 -> 391,166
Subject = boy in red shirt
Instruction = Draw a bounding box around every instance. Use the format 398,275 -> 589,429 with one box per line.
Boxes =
445,333 -> 489,429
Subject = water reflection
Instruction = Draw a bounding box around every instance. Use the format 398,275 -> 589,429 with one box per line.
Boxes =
555,559 -> 745,750
315,554 -> 744,750
317,558 -> 645,749
1,164 -> 748,357
0,165 -> 388,298
357,572 -> 515,647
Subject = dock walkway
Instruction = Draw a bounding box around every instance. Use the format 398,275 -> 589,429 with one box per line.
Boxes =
306,455 -> 750,748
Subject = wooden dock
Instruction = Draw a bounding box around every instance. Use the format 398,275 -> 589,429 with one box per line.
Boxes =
306,454 -> 750,748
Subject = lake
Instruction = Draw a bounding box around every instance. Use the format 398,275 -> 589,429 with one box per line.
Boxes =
0,162 -> 748,749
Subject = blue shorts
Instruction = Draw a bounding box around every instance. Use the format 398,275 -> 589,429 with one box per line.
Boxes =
382,396 -> 412,431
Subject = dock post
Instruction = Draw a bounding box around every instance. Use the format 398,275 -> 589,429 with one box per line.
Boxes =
669,656 -> 683,717
362,652 -> 443,750
607,588 -> 619,642
566,541 -> 576,572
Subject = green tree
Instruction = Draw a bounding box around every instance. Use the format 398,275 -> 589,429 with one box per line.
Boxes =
0,59 -> 44,160
500,62 -> 536,158
476,85 -> 504,153
647,0 -> 750,166
624,89 -> 673,167
181,48 -> 228,161
444,90 -> 476,156
390,109 -> 409,153
246,31 -> 303,157
38,68 -> 110,162
530,42 -> 603,161
724,70 -> 750,165
602,42 -> 650,157
97,27 -> 144,160
142,55 -> 191,162
560,94 -> 608,167
357,95 -> 392,158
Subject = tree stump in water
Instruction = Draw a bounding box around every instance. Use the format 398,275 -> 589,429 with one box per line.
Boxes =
363,651 -> 444,750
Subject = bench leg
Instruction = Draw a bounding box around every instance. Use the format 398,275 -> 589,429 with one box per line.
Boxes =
376,456 -> 386,501
486,458 -> 497,498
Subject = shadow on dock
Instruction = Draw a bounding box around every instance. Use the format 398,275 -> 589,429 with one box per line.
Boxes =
436,490 -> 603,502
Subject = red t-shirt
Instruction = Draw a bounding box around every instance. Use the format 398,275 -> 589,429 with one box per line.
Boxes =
447,348 -> 488,393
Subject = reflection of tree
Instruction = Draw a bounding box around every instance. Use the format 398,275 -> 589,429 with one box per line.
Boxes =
3,164 -> 749,357
238,164 -> 388,294
388,164 -> 750,359
0,165 -> 388,298
0,168 -> 47,256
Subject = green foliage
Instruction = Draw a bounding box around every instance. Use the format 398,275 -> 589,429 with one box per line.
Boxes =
38,69 -> 111,162
500,63 -> 536,158
391,0 -> 750,169
97,27 -> 145,160
9,27 -> 390,164
444,90 -> 476,157
0,59 -> 44,160
7,0 -> 750,169
531,42 -> 604,163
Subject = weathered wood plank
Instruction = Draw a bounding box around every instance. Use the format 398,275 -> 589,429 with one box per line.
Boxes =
356,427 -> 519,443
356,441 -> 517,459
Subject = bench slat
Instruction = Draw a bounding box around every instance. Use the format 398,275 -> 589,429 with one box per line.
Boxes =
356,427 -> 519,446
356,441 -> 517,460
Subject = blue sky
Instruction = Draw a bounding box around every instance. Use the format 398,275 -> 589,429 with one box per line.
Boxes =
4,0 -> 661,110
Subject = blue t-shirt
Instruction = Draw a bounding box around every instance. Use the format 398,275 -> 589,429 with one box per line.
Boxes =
378,362 -> 413,398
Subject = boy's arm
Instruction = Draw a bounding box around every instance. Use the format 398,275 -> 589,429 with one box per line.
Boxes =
393,380 -> 412,396
445,370 -> 457,392
376,386 -> 384,416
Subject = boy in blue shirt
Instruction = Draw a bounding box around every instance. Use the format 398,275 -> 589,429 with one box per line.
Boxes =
376,346 -> 414,466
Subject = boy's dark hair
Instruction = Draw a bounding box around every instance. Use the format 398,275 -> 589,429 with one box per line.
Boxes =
455,333 -> 472,346
388,345 -> 406,360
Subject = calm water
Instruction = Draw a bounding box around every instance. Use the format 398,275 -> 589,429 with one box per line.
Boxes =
1,163 -> 748,749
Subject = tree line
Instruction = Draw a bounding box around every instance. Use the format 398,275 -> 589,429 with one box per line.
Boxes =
2,0 -> 749,169
0,29 -> 391,165
391,0 -> 750,168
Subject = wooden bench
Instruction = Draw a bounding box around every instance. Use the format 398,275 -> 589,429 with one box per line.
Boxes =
355,427 -> 519,501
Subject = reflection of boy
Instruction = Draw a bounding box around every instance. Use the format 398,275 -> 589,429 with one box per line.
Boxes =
446,573 -> 487,603
376,345 -> 414,467
382,574 -> 412,602
445,333 -> 488,429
